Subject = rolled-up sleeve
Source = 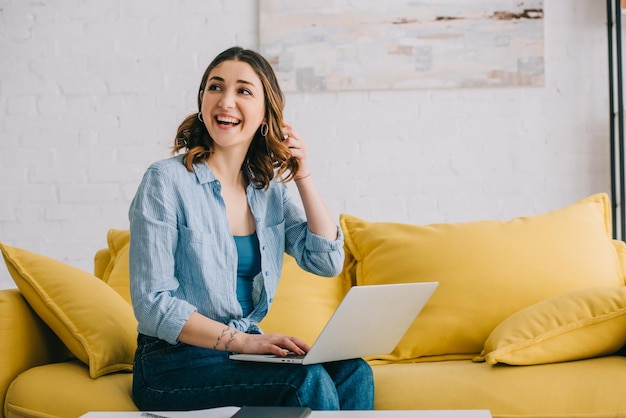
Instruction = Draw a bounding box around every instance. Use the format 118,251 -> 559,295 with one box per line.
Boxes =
129,165 -> 197,344
282,185 -> 344,277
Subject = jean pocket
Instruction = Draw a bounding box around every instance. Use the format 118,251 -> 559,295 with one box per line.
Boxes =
138,335 -> 183,361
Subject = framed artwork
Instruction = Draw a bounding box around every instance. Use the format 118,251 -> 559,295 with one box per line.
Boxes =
259,1 -> 544,92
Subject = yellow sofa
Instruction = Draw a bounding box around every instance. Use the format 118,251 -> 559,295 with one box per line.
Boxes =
3,193 -> 626,418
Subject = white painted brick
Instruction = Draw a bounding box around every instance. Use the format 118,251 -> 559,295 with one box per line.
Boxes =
29,165 -> 87,184
0,147 -> 54,167
86,56 -> 136,79
0,184 -> 58,203
1,22 -> 31,42
108,74 -> 166,96
44,203 -> 101,222
30,21 -> 85,45
176,0 -> 222,15
164,73 -> 201,96
0,167 -> 27,185
123,95 -> 159,115
58,184 -> 120,203
0,2 -> 33,22
0,73 -> 59,96
5,115 -> 65,135
57,75 -> 109,96
0,206 -> 17,222
101,202 -> 132,226
28,56 -> 89,82
61,1 -> 120,21
0,218 -> 62,243
37,96 -> 67,117
6,96 -> 37,115
121,1 -> 178,18
88,164 -> 145,183
15,204 -> 44,223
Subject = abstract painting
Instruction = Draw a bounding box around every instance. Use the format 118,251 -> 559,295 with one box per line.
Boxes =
259,1 -> 544,92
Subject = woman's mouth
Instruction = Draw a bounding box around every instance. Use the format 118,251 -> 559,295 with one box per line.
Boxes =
215,115 -> 241,126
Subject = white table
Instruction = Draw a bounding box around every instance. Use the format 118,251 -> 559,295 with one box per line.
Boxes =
82,407 -> 492,418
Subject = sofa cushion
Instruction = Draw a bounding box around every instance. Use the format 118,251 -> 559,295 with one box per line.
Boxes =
474,286 -> 626,365
101,229 -> 132,303
259,254 -> 348,345
5,360 -> 136,418
0,289 -> 70,417
341,193 -> 625,361
0,243 -> 137,378
370,356 -> 626,416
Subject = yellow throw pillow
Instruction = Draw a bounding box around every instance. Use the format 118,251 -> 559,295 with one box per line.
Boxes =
0,243 -> 137,378
101,229 -> 131,304
474,286 -> 626,365
340,193 -> 625,362
259,254 -> 348,345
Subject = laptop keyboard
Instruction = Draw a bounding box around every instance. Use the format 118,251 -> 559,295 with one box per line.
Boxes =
284,352 -> 306,359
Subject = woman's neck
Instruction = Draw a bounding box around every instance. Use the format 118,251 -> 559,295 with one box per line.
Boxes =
207,151 -> 247,189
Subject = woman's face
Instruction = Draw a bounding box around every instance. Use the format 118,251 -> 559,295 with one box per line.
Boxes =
200,60 -> 266,153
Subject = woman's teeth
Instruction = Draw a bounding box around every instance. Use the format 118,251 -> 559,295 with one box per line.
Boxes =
216,116 -> 240,126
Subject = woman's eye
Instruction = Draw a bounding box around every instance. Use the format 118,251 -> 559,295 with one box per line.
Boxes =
239,88 -> 252,95
207,84 -> 222,91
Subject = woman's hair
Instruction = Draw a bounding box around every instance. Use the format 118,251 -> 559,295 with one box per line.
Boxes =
172,46 -> 299,189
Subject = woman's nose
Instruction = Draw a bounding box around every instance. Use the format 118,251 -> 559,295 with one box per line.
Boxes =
219,91 -> 235,109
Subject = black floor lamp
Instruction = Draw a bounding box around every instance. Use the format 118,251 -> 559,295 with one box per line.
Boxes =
608,0 -> 625,240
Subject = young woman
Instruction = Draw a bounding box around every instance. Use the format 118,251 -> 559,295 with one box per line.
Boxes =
128,46 -> 374,411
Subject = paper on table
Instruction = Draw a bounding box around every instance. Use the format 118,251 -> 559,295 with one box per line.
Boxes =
80,407 -> 241,418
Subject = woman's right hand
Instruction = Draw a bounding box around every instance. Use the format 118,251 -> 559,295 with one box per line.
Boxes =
238,332 -> 310,356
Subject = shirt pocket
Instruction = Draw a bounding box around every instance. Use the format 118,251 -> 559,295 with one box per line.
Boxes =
175,225 -> 213,289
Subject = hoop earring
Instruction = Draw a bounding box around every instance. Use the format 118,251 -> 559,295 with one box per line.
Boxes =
197,112 -> 204,122
260,123 -> 269,137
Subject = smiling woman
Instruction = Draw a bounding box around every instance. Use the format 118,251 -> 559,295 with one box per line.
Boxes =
127,46 -> 374,412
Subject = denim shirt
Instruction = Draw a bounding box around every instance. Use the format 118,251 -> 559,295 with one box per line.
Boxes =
128,155 -> 344,345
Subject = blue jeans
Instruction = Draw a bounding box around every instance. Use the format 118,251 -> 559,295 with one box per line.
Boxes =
132,334 -> 375,411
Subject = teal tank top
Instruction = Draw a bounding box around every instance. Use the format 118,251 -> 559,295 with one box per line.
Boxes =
233,232 -> 261,317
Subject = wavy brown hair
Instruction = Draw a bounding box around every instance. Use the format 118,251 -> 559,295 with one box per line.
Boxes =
172,46 -> 298,189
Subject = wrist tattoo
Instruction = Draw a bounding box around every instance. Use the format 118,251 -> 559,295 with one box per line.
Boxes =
213,327 -> 228,350
224,329 -> 239,351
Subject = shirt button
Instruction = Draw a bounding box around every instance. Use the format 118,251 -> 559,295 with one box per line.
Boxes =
264,271 -> 269,276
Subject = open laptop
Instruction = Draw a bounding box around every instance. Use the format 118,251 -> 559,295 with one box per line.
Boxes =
229,281 -> 438,365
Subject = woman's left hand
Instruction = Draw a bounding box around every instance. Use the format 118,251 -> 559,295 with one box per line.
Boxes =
281,121 -> 337,240
282,122 -> 309,177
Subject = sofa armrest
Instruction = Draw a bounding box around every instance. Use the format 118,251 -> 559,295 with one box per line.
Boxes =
0,289 -> 70,418
94,248 -> 112,280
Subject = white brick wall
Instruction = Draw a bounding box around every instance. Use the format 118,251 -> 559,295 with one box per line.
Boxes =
0,0 -> 614,289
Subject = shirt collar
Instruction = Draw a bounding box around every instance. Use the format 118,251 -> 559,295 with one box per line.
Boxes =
192,161 -> 217,185
191,160 -> 258,190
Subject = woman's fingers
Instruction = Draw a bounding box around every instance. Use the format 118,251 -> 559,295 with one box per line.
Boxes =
245,333 -> 310,355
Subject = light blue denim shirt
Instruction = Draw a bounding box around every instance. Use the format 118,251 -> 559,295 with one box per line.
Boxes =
129,155 -> 344,345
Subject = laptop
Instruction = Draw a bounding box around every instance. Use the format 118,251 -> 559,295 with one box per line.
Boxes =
229,281 -> 438,365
